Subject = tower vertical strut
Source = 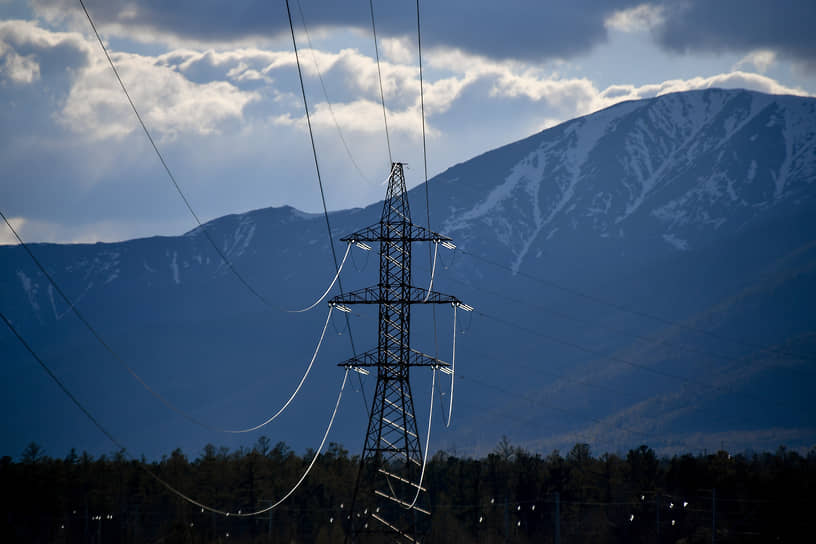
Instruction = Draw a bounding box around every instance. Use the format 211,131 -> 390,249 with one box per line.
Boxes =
333,163 -> 462,543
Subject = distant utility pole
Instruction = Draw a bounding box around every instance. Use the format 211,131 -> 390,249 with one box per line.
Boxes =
656,494 -> 660,544
335,163 -> 464,543
712,488 -> 716,544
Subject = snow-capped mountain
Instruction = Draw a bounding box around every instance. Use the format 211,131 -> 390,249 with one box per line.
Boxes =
2,88 -> 815,460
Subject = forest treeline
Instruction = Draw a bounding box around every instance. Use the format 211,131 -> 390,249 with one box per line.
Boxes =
2,438 -> 814,543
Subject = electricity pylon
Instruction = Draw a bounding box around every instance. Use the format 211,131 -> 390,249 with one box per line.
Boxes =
331,162 -> 462,543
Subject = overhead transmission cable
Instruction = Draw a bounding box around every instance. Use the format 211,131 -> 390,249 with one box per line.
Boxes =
0,210 -> 337,433
293,0 -> 372,184
289,242 -> 352,313
416,0 -> 447,425
368,0 -> 393,165
445,302 -> 456,428
1,308 -> 349,518
405,366 -> 435,510
224,306 -> 336,433
460,248 -> 815,363
421,241 -> 439,302
77,0 -> 277,310
285,0 -> 365,407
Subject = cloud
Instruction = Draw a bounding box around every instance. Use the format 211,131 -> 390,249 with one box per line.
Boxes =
59,49 -> 260,140
653,0 -> 816,71
0,215 -> 193,245
31,0 -> 643,62
0,216 -> 24,245
379,37 -> 415,65
605,3 -> 665,33
733,50 -> 777,74
0,19 -> 91,84
426,49 -> 600,116
27,0 -> 816,74
1,45 -> 38,83
593,71 -> 810,112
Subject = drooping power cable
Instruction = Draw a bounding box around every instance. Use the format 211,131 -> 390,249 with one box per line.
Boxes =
1,209 -> 331,433
174,368 -> 350,517
368,0 -> 393,165
225,306 -> 335,434
284,0 -> 365,421
77,0 -> 277,310
416,0 -> 442,372
422,240 -> 439,302
288,243 -> 351,313
445,303 -> 456,428
405,366 -> 435,510
293,0 -> 372,184
285,0 -> 359,360
1,307 -> 350,517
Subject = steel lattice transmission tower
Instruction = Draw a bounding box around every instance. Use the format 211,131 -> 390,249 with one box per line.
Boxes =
331,162 -> 462,543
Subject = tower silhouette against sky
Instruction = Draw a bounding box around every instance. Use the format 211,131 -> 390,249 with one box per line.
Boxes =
331,163 -> 463,542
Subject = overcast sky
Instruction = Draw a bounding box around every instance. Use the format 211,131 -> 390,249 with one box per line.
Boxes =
1,0 -> 815,244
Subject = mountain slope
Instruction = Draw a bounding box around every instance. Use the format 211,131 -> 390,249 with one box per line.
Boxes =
2,88 -> 815,460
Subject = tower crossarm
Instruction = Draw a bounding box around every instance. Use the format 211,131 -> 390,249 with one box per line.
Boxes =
338,347 -> 450,368
341,222 -> 453,244
330,286 -> 460,305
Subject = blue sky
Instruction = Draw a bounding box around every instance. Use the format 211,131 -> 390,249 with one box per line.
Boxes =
1,0 -> 815,244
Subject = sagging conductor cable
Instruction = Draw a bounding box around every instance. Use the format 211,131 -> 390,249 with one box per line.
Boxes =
445,302 -> 457,428
77,0 -> 277,311
165,367 -> 350,516
288,243 -> 351,313
1,309 -> 349,517
294,0 -> 372,185
225,305 -> 335,433
404,366 -> 435,510
421,240 -> 439,303
0,209 -> 329,434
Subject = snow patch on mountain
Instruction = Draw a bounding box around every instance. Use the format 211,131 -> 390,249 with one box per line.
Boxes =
17,270 -> 39,312
662,233 -> 689,251
169,251 -> 180,284
773,111 -> 794,199
444,100 -> 642,272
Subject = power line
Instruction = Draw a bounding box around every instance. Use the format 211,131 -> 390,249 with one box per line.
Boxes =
0,309 -> 128,453
288,243 -> 352,313
0,209 -> 331,434
284,0 -> 364,410
293,0 -> 372,184
416,0 -> 443,397
458,248 -> 815,363
77,0 -> 277,310
368,0 -> 393,165
1,307 -> 349,518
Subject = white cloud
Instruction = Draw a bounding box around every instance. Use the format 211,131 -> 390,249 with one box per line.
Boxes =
426,48 -> 600,115
0,215 -> 193,245
593,70 -> 810,113
605,4 -> 665,33
0,44 -> 39,83
0,19 -> 91,84
733,50 -> 777,74
275,98 -> 434,140
380,37 -> 415,65
60,50 -> 260,141
0,216 -> 24,245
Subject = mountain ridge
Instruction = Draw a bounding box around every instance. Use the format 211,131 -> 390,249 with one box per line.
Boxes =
2,87 -> 815,459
